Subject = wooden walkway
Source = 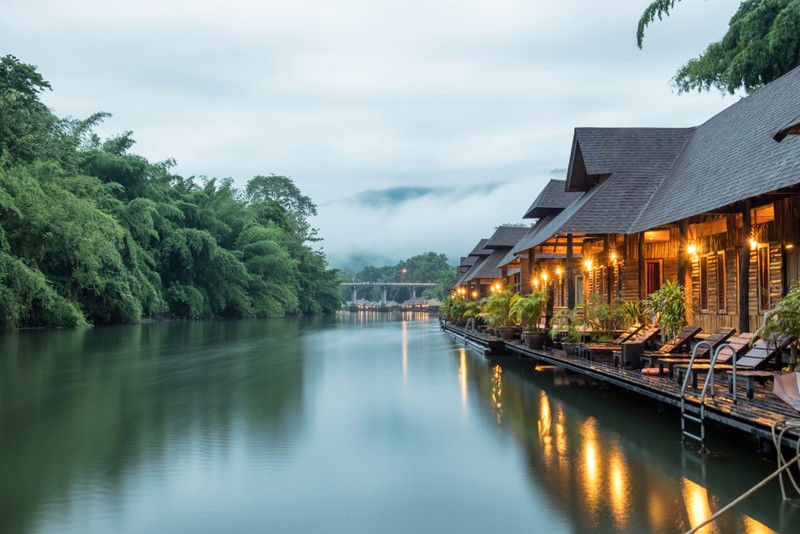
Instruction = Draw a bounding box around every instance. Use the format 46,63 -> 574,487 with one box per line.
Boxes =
442,323 -> 800,450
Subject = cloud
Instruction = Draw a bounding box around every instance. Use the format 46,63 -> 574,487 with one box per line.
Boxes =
313,176 -> 548,269
1,0 -> 745,269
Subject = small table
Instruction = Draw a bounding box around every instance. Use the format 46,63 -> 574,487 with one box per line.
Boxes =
727,370 -> 774,399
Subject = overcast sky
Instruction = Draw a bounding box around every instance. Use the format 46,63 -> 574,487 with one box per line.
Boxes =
1,0 -> 743,270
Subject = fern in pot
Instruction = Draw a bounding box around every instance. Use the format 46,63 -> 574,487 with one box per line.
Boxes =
510,290 -> 549,349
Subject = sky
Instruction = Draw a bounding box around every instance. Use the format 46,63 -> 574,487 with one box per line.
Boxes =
1,0 -> 744,270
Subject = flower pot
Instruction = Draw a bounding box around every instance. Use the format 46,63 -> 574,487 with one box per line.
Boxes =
498,326 -> 517,341
562,342 -> 580,356
524,331 -> 546,350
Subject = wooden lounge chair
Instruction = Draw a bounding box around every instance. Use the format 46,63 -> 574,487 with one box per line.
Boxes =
676,334 -> 791,389
579,324 -> 644,360
641,327 -> 734,369
641,325 -> 702,360
610,326 -> 661,369
656,332 -> 754,379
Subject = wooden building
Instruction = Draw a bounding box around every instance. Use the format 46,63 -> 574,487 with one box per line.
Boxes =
487,65 -> 800,333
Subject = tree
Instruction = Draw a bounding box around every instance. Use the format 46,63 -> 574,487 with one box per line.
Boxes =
245,175 -> 318,241
0,55 -> 54,163
637,0 -> 800,94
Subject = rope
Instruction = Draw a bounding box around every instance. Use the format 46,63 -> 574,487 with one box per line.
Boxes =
685,447 -> 800,533
772,419 -> 800,500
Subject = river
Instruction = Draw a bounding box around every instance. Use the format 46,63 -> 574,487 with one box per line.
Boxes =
1,313 -> 798,533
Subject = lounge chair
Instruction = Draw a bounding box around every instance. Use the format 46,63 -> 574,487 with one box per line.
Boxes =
676,334 -> 791,389
640,325 -> 702,360
610,326 -> 661,368
655,332 -> 754,379
641,327 -> 733,369
579,324 -> 644,360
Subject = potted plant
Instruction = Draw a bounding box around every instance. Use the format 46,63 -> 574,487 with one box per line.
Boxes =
549,307 -> 583,355
644,279 -> 687,343
510,290 -> 549,349
584,293 -> 625,341
755,280 -> 800,371
621,299 -> 649,328
479,288 -> 518,341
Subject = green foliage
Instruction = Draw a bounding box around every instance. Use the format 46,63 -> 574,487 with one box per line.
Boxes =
621,299 -> 650,327
755,278 -> 800,368
0,55 -> 54,164
644,280 -> 687,342
549,308 -> 583,344
0,55 -> 341,328
509,290 -> 548,331
583,294 -> 626,341
479,289 -> 518,328
638,0 -> 800,94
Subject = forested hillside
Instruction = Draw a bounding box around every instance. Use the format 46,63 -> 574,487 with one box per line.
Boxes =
0,55 -> 341,328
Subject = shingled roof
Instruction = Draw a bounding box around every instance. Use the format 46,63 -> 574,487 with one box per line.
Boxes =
485,225 -> 530,249
543,65 -> 800,237
558,127 -> 695,234
468,239 -> 491,257
522,179 -> 583,219
631,66 -> 800,232
464,248 -> 510,282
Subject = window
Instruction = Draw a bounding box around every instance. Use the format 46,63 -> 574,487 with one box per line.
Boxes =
758,246 -> 770,311
716,252 -> 726,312
645,260 -> 662,296
699,255 -> 709,310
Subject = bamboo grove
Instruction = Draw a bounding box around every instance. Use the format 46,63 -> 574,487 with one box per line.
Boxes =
0,55 -> 341,328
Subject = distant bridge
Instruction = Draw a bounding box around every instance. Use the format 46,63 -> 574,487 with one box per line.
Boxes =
340,282 -> 436,306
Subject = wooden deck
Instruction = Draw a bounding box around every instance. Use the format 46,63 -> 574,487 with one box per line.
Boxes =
442,323 -> 800,449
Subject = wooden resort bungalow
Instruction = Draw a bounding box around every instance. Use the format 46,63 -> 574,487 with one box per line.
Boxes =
455,226 -> 529,299
482,65 -> 800,335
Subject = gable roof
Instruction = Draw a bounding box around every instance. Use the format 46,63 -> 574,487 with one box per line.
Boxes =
522,179 -> 583,219
468,239 -> 491,257
558,127 -> 695,234
464,248 -> 510,282
547,65 -> 800,237
631,66 -> 800,232
485,225 -> 530,249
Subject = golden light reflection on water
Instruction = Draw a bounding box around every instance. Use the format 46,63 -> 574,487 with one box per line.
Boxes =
538,391 -> 552,442
581,418 -> 601,520
458,349 -> 467,414
682,478 -> 714,533
608,440 -> 631,531
681,477 -> 776,534
555,408 -> 568,470
491,364 -> 503,424
742,515 -> 777,533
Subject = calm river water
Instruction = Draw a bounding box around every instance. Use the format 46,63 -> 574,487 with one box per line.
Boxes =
1,313 -> 799,533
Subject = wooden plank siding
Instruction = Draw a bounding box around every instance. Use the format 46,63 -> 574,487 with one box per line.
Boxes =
569,206 -> 791,334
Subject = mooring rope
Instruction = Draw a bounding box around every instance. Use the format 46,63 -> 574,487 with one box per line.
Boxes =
685,418 -> 800,533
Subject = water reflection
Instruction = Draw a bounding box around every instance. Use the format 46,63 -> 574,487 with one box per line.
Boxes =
0,315 -> 793,533
682,478 -> 714,534
401,320 -> 408,384
0,320 -> 309,534
458,349 -> 468,415
490,364 -> 503,424
458,350 -> 794,533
